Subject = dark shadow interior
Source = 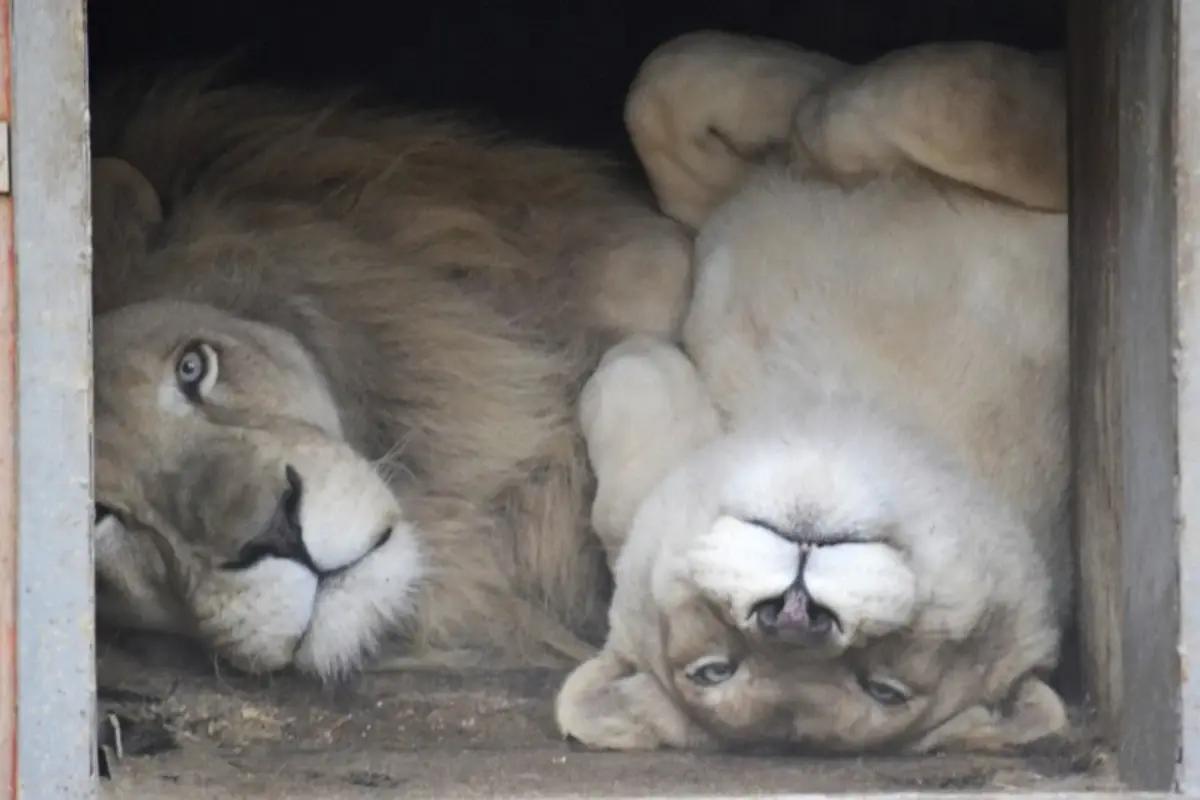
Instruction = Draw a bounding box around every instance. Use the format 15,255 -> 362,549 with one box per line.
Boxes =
87,0 -> 1066,157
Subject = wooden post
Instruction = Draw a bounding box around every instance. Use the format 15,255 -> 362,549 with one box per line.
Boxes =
1069,0 -> 1185,790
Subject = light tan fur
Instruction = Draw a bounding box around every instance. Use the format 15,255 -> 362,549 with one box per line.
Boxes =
626,31 -> 1066,229
89,72 -> 693,679
557,33 -> 1072,755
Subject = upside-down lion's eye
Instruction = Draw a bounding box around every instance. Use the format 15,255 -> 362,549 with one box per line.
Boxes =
860,675 -> 912,706
685,657 -> 738,687
175,340 -> 219,401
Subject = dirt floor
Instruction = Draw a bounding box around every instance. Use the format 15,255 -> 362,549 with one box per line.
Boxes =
96,633 -> 1124,799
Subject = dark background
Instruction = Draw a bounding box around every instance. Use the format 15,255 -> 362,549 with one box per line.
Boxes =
85,0 -> 1066,157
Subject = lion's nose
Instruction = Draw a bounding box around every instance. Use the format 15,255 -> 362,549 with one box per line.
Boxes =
94,503 -> 120,525
751,552 -> 841,645
223,465 -> 322,575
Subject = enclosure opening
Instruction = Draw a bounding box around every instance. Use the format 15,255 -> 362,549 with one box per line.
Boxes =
87,0 -> 1113,795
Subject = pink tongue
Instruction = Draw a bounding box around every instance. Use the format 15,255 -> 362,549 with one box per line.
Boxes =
775,588 -> 812,629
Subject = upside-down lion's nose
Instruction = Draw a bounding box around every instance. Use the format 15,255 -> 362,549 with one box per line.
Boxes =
751,551 -> 841,643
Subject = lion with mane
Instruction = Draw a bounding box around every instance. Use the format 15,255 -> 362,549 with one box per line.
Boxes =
89,69 -> 692,679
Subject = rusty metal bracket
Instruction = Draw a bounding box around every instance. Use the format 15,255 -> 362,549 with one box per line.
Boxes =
0,121 -> 11,196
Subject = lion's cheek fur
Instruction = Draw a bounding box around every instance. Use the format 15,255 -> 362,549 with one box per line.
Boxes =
804,542 -> 917,645
684,516 -> 801,629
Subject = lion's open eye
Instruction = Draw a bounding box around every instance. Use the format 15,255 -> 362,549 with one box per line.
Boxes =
685,657 -> 738,687
175,340 -> 219,400
860,675 -> 911,706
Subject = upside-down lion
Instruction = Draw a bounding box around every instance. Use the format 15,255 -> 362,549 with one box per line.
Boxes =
556,32 -> 1072,755
89,70 -> 694,679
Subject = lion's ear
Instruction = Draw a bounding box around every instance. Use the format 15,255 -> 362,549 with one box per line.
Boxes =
93,157 -> 163,238
555,649 -> 702,751
91,157 -> 163,309
915,676 -> 1070,753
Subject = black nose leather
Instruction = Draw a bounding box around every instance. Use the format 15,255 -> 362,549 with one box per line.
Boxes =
94,503 -> 119,524
223,465 -> 321,575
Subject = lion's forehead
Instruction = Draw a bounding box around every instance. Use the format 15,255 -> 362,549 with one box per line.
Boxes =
98,299 -> 231,341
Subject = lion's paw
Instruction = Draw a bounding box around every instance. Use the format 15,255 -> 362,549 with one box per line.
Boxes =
626,31 -> 846,228
581,336 -> 721,562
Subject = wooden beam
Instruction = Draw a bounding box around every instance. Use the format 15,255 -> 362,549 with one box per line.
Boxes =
1068,0 -> 1183,790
